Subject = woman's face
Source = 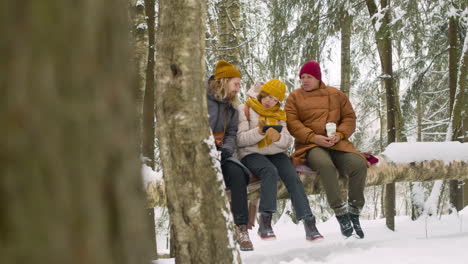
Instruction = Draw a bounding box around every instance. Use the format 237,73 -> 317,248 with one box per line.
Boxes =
227,77 -> 241,99
261,94 -> 279,108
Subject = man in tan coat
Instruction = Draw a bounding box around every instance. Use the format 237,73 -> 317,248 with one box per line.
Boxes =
285,60 -> 367,239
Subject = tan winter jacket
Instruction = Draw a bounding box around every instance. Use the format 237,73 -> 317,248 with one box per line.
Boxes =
236,86 -> 293,160
285,82 -> 366,166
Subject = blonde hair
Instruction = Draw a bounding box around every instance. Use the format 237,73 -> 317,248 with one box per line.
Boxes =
209,77 -> 239,106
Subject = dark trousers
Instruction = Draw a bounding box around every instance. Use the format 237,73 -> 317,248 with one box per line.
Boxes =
306,147 -> 367,216
241,153 -> 313,220
222,161 -> 250,225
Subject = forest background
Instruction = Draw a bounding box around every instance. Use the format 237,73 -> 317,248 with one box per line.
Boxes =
1,0 -> 466,263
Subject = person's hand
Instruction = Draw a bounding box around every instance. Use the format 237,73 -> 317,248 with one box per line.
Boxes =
257,119 -> 266,135
312,135 -> 335,148
265,127 -> 281,142
330,133 -> 341,144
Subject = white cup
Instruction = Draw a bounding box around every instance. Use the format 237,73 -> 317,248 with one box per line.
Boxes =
326,122 -> 336,137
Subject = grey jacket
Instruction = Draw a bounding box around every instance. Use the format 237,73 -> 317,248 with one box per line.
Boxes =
207,80 -> 238,155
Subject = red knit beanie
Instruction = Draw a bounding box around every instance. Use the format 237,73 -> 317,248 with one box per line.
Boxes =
299,60 -> 321,81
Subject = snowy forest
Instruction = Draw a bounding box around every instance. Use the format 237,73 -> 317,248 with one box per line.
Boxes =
1,0 -> 467,264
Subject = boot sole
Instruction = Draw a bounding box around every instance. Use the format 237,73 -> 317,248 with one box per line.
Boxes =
306,236 -> 324,242
240,247 -> 254,251
259,235 -> 277,241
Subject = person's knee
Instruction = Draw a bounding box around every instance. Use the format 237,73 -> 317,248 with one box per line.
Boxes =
306,149 -> 334,171
223,163 -> 248,187
348,156 -> 367,175
258,166 -> 279,181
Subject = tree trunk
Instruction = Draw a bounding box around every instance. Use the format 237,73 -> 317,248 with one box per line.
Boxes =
155,1 -> 240,263
340,13 -> 352,96
148,159 -> 468,207
448,16 -> 458,113
384,183 -> 395,224
141,0 -> 158,256
447,14 -> 464,211
464,180 -> 468,207
367,0 -> 397,231
130,0 -> 150,111
0,1 -> 152,263
217,0 -> 241,66
142,0 -> 156,168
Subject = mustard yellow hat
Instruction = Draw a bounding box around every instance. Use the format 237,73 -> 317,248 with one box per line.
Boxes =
260,79 -> 286,101
214,60 -> 242,79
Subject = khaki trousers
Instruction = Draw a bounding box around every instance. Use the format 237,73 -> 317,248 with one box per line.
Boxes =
306,147 -> 367,216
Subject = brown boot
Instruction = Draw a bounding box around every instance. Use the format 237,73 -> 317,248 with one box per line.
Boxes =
236,224 -> 254,251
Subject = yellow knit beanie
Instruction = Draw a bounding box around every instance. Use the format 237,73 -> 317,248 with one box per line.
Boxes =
260,79 -> 286,101
214,60 -> 242,79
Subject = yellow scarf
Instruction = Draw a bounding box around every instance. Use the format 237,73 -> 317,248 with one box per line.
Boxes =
246,97 -> 287,148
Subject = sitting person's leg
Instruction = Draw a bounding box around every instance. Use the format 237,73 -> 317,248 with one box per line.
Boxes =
307,147 -> 352,237
268,152 -> 323,241
267,153 -> 311,220
241,153 -> 279,240
221,161 -> 253,250
334,151 -> 367,238
306,147 -> 347,215
241,153 -> 278,214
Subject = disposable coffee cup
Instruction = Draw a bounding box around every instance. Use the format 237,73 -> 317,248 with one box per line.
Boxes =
326,122 -> 336,137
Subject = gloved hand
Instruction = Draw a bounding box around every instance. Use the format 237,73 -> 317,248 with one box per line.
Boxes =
265,127 -> 281,142
221,149 -> 232,162
258,119 -> 266,135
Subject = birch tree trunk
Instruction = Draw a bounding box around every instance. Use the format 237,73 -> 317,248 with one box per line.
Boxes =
155,0 -> 240,263
217,0 -> 241,66
0,1 -> 152,263
367,0 -> 397,230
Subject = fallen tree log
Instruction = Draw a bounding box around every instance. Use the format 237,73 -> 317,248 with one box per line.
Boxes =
145,157 -> 468,208
252,158 -> 468,200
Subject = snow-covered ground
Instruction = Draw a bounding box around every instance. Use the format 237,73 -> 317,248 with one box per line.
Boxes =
154,206 -> 468,264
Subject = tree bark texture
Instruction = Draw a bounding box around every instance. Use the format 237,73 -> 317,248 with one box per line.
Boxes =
148,158 -> 468,207
130,0 -> 150,109
217,0 -> 241,66
155,1 -> 240,263
0,1 -> 152,263
142,0 -> 156,169
464,181 -> 468,207
340,13 -> 352,96
129,1 -> 158,256
450,34 -> 467,142
448,14 -> 464,211
448,16 -> 458,114
367,0 -> 397,231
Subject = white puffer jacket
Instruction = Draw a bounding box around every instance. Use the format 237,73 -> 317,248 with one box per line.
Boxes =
236,85 -> 293,160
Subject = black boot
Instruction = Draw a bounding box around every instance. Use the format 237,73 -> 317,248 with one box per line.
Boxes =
258,213 -> 276,240
303,215 -> 324,241
349,213 -> 364,238
336,214 -> 353,237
